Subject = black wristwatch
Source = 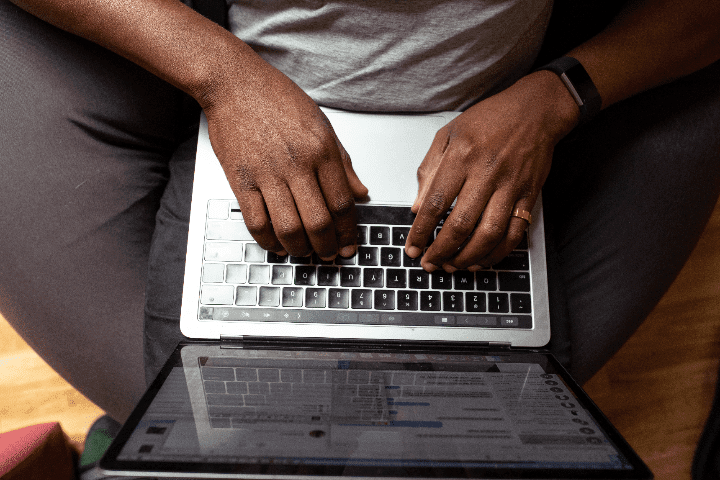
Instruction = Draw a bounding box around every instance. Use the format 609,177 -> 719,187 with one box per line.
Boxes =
536,56 -> 602,127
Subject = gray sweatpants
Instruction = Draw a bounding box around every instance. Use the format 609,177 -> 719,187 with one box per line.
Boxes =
2,0 -> 719,421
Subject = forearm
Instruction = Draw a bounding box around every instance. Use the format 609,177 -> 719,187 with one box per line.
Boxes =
9,0 -> 259,110
567,0 -> 720,109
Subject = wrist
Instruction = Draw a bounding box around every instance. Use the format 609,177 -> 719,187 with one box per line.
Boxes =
517,70 -> 583,141
536,57 -> 602,128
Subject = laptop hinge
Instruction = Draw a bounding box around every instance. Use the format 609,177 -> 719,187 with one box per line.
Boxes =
219,335 -> 513,350
219,335 -> 246,348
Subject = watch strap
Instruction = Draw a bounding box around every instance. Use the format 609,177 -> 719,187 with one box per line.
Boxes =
537,56 -> 602,127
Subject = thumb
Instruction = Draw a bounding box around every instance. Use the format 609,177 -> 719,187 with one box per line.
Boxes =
337,140 -> 369,199
412,135 -> 447,213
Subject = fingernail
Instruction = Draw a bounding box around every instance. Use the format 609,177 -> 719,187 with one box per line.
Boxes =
275,250 -> 288,256
406,246 -> 422,258
339,245 -> 356,257
468,265 -> 481,272
443,264 -> 457,273
421,259 -> 438,272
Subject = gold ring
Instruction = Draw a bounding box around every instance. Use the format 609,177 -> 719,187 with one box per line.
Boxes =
511,208 -> 532,225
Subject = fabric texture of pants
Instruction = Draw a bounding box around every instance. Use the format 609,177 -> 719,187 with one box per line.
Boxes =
2,0 -> 719,422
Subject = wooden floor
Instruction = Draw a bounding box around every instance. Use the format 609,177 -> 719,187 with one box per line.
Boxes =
1,198 -> 719,477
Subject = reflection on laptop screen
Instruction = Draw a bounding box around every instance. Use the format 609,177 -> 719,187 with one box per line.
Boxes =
114,346 -> 633,473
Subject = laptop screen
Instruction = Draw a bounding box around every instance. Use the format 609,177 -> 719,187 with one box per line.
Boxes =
99,342 -> 651,479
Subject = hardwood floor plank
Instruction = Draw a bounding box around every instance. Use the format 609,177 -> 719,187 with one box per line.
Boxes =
0,315 -> 104,448
585,196 -> 720,480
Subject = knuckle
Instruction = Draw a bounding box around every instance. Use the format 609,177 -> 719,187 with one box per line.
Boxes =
244,217 -> 271,236
479,221 -> 506,243
304,214 -> 334,238
329,197 -> 355,218
425,191 -> 449,216
274,221 -> 305,242
229,163 -> 259,191
446,210 -> 477,238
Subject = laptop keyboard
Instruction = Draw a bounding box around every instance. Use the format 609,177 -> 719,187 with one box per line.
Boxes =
198,201 -> 532,329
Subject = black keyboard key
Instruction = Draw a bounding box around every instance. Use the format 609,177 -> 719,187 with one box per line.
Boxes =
267,252 -> 288,263
476,271 -> 497,290
259,286 -> 280,306
311,253 -> 334,265
397,290 -> 418,311
271,265 -> 293,285
403,251 -> 422,267
318,266 -> 339,286
498,272 -> 530,292
363,268 -> 384,288
294,266 -> 317,285
420,290 -> 442,312
374,290 -> 396,310
409,269 -> 429,289
380,247 -> 402,267
329,288 -> 350,309
386,269 -> 407,288
494,251 -> 529,271
289,255 -> 311,264
453,271 -> 474,290
488,293 -> 509,313
370,226 -> 391,245
431,270 -> 453,290
466,292 -> 486,312
351,289 -> 372,309
282,287 -> 303,307
392,227 -> 410,246
358,246 -> 379,266
357,226 -> 368,245
305,288 -> 327,308
511,293 -> 532,313
443,292 -> 464,312
340,267 -> 362,287
335,254 -> 357,265
420,291 -> 442,311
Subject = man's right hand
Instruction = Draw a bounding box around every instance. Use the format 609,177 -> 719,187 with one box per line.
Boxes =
202,58 -> 368,261
8,0 -> 368,261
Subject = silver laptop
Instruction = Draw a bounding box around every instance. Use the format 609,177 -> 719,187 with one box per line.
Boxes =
96,109 -> 652,479
179,108 -> 550,347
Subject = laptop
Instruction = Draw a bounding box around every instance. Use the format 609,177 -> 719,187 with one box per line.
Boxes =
97,109 -> 652,479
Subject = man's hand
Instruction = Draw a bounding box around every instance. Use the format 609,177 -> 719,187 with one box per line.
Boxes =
405,71 -> 579,272
204,60 -> 368,260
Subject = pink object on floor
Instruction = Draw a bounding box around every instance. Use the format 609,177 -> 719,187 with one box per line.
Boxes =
0,422 -> 76,480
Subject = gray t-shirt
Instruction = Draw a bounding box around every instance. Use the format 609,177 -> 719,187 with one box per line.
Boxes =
227,0 -> 553,112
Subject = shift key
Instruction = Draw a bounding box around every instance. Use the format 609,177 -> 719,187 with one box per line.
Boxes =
498,272 -> 530,292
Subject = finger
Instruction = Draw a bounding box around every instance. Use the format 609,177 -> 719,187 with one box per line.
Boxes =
335,138 -> 369,199
420,180 -> 489,270
288,174 -> 338,260
233,187 -> 285,254
474,217 -> 529,267
469,200 -> 535,268
260,180 -> 311,257
412,128 -> 450,213
445,191 -> 517,270
405,157 -> 466,262
317,158 -> 360,257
